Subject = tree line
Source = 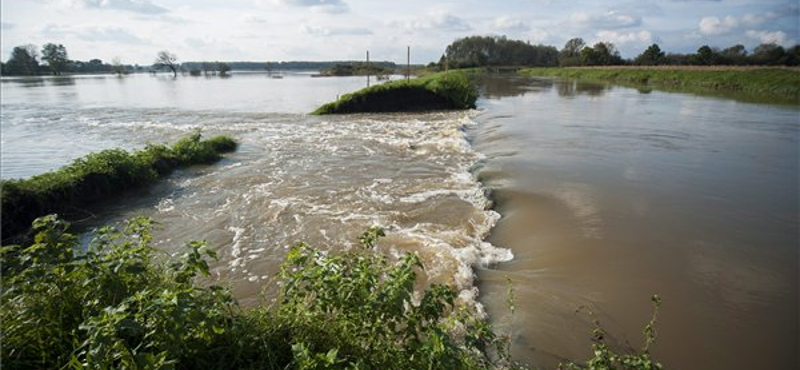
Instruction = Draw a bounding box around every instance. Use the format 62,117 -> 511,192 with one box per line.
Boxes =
433,36 -> 800,69
1,43 -> 145,76
1,42 -> 401,77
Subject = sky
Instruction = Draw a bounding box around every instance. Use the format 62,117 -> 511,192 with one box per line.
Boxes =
1,0 -> 798,65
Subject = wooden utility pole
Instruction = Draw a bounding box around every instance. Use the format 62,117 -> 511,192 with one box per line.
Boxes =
366,50 -> 370,87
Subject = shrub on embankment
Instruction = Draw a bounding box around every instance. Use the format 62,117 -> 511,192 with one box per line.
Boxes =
1,218 -> 508,370
0,133 -> 237,240
520,67 -> 800,103
312,72 -> 478,114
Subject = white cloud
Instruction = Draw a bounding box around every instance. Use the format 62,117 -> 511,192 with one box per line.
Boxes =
698,16 -> 738,35
492,16 -> 528,33
240,14 -> 270,24
405,11 -> 471,32
698,12 -> 780,36
746,30 -> 791,45
299,24 -> 372,36
71,0 -> 169,15
572,10 -> 641,29
1,22 -> 15,30
527,28 -> 550,43
43,24 -> 148,44
276,0 -> 348,14
596,30 -> 653,45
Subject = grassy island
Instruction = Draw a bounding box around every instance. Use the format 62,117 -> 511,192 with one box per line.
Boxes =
0,133 -> 237,241
313,72 -> 478,114
521,66 -> 800,104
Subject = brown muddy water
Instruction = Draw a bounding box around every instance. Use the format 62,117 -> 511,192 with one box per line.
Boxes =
1,72 -> 798,369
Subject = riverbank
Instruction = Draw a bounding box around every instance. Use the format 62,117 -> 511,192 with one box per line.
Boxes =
520,66 -> 800,104
312,72 -> 477,114
0,133 -> 237,241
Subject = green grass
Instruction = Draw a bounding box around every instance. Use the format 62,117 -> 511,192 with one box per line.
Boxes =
520,67 -> 800,104
312,72 -> 478,114
0,133 -> 237,240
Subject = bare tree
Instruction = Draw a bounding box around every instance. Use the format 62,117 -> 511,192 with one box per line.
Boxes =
111,57 -> 126,76
154,50 -> 178,77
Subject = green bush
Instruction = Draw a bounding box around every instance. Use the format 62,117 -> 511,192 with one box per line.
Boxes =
0,133 -> 238,240
313,72 -> 477,114
1,217 -> 510,370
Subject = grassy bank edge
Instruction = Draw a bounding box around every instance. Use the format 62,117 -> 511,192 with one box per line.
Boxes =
312,71 -> 478,114
519,67 -> 800,104
0,133 -> 237,240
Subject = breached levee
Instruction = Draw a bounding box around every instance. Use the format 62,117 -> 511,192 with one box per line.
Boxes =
312,72 -> 478,114
307,72 -> 507,314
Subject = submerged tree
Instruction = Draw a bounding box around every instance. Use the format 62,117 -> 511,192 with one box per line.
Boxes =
111,57 -> 126,76
5,45 -> 40,76
41,43 -> 68,75
154,50 -> 179,77
216,61 -> 231,77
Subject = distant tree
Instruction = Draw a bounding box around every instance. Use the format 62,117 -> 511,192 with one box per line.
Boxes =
581,42 -> 623,66
751,43 -> 786,65
634,43 -> 665,65
41,43 -> 68,75
217,61 -> 231,77
662,53 -> 692,65
786,45 -> 800,66
201,62 -> 213,76
5,45 -> 40,76
694,45 -> 720,65
111,57 -> 126,76
720,44 -> 747,65
443,35 -> 557,68
559,37 -> 585,66
154,50 -> 179,77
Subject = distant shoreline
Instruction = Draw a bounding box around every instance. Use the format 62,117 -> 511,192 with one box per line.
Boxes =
520,66 -> 800,105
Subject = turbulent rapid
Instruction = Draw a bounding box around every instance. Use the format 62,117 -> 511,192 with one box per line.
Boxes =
80,109 -> 512,310
1,75 -> 512,311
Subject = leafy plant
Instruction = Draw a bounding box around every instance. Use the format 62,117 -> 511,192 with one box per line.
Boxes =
559,296 -> 664,370
1,217 -> 510,370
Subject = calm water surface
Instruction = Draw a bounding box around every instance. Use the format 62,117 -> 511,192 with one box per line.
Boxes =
1,72 -> 797,370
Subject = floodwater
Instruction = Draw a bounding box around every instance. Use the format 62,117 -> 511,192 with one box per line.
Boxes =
1,72 -> 797,370
472,74 -> 798,370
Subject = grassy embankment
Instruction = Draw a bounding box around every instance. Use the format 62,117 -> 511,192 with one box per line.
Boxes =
0,133 -> 237,240
520,66 -> 800,104
313,71 -> 478,114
